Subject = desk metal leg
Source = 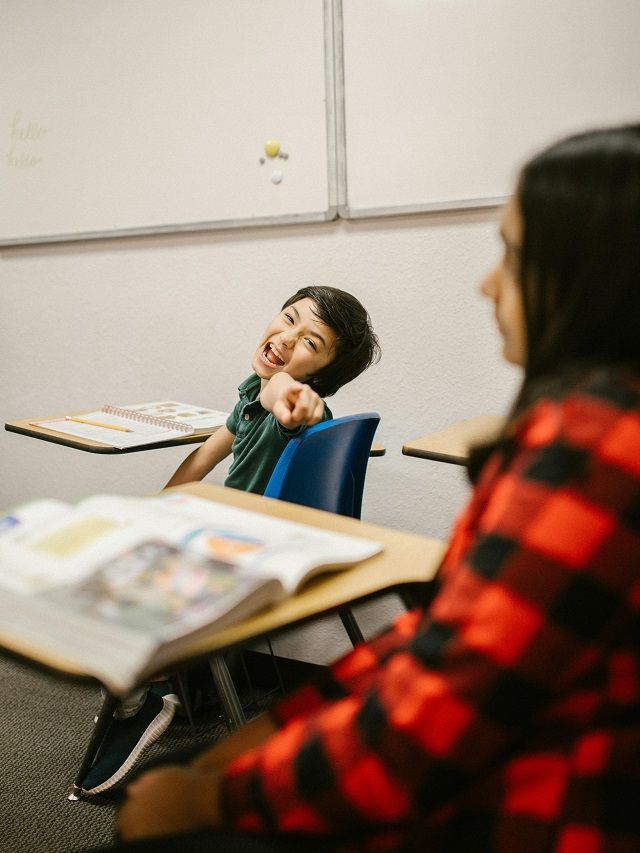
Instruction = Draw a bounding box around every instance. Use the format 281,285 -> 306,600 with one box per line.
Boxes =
339,607 -> 365,646
68,693 -> 118,801
209,655 -> 246,731
174,670 -> 197,730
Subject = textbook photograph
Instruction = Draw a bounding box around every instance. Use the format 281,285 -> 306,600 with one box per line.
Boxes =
0,491 -> 382,694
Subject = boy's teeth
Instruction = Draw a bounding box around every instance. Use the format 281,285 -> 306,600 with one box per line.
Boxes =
266,344 -> 284,365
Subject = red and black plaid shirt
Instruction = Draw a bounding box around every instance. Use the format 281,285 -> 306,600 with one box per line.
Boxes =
221,369 -> 640,851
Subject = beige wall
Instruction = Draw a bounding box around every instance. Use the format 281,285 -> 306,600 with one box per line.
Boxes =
1,209 -> 519,660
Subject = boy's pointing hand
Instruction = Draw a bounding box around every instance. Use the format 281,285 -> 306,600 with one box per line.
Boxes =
272,381 -> 325,427
261,373 -> 325,428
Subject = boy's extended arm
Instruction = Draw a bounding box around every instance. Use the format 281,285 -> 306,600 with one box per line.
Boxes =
260,373 -> 325,429
164,426 -> 235,489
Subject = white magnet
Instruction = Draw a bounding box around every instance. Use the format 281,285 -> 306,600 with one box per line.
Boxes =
271,169 -> 283,184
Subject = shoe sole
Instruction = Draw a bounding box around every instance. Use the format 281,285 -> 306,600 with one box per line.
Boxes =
81,694 -> 178,796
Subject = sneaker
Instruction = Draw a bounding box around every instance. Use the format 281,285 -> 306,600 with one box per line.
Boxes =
81,684 -> 179,796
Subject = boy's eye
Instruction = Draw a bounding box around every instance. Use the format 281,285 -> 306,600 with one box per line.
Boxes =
284,312 -> 294,324
305,338 -> 318,351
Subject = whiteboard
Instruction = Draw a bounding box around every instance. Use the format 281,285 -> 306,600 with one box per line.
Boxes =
0,0 -> 336,245
338,0 -> 640,217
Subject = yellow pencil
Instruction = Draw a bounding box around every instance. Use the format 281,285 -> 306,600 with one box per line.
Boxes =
65,416 -> 133,433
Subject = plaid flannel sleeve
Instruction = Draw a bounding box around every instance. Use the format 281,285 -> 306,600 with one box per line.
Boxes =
219,391 -> 640,837
269,608 -> 424,726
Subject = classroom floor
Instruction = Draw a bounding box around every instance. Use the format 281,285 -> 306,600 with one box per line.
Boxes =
0,655 -> 225,852
0,652 -> 320,853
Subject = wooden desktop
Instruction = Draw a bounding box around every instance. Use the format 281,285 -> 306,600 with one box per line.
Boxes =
0,481 -> 444,685
402,414 -> 504,466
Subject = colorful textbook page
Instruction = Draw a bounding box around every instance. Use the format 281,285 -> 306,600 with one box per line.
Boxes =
0,492 -> 382,693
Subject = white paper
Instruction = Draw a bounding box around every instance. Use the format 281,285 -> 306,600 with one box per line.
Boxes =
33,413 -> 186,448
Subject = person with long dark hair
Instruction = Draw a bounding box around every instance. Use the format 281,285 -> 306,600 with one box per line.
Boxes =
94,124 -> 640,852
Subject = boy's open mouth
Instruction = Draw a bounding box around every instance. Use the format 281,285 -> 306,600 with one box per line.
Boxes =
262,342 -> 285,367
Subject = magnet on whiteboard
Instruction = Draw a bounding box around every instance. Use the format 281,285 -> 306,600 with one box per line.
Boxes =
271,169 -> 283,184
264,139 -> 280,158
259,157 -> 265,165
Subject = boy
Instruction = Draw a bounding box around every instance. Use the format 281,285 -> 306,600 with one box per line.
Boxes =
166,284 -> 381,494
80,285 -> 380,796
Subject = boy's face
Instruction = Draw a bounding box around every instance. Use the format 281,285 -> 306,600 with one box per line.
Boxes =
252,297 -> 337,385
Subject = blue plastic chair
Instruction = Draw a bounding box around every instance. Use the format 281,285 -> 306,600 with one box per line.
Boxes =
263,412 -> 381,519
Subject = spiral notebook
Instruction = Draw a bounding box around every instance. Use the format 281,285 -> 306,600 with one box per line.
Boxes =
32,401 -> 229,449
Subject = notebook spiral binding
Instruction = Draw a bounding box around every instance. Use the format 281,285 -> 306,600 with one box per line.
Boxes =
102,405 -> 193,433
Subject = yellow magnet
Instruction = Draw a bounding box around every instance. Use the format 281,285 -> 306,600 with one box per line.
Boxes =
264,139 -> 280,158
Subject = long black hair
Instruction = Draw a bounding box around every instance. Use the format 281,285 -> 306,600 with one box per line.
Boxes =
469,123 -> 640,479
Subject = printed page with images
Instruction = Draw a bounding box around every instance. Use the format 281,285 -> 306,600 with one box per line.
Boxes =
107,401 -> 229,432
0,492 -> 382,693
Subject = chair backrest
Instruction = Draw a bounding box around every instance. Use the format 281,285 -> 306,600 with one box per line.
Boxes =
263,413 -> 380,519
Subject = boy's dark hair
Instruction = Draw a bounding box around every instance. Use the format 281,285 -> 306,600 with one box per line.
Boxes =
282,285 -> 380,397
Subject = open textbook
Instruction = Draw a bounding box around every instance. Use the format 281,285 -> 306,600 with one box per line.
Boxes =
0,491 -> 382,695
32,401 -> 229,449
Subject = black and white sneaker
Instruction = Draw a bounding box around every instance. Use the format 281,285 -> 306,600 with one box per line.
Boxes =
81,683 -> 179,796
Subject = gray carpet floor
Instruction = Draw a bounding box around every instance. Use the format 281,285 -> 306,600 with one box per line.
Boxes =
0,655 -> 235,853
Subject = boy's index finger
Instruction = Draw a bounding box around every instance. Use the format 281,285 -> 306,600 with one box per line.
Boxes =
272,399 -> 295,425
293,387 -> 324,423
292,383 -> 316,407
282,380 -> 304,402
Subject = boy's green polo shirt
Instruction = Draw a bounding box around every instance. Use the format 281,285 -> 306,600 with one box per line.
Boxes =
224,374 -> 332,496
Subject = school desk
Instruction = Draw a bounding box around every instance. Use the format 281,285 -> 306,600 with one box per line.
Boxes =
0,481 -> 443,681
4,414 -> 386,456
402,414 -> 504,466
0,481 -> 444,798
4,411 -> 221,454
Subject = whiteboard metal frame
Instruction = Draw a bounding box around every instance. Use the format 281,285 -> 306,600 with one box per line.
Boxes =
0,0 -> 339,247
0,210 -> 337,247
337,196 -> 505,220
